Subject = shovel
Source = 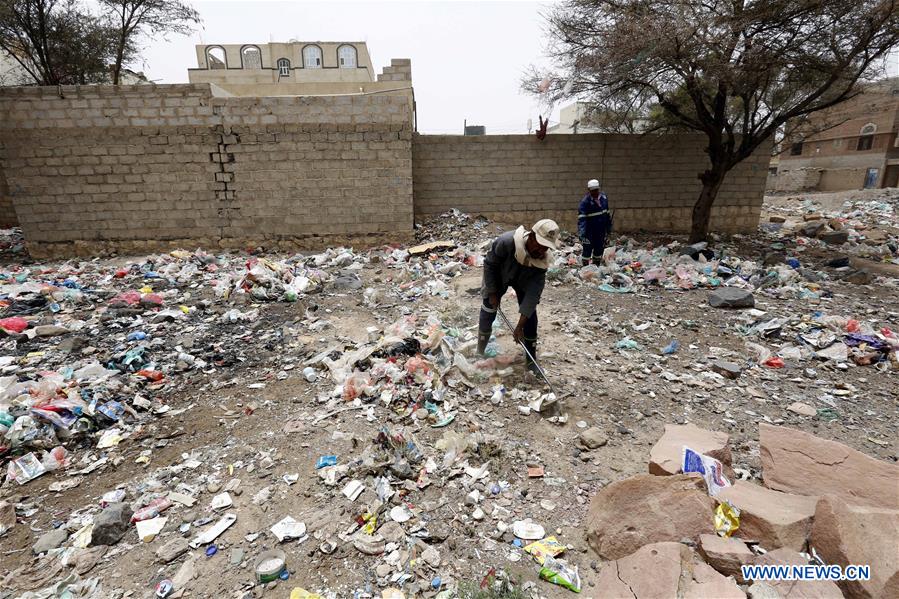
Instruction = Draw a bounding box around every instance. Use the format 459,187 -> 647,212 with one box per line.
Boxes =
496,307 -> 556,396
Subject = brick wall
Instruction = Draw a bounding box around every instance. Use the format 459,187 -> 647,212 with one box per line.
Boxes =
412,134 -> 770,234
0,163 -> 15,228
0,84 -> 413,257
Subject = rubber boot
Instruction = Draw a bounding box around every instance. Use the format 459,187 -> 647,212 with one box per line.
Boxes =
592,256 -> 603,266
477,331 -> 490,356
523,340 -> 539,375
581,258 -> 590,267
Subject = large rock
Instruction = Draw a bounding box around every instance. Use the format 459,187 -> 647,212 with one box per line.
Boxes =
709,288 -> 755,309
586,474 -> 716,560
698,533 -> 755,581
90,502 -> 133,547
818,230 -> 849,245
649,424 -> 731,476
32,527 -> 69,555
594,542 -> 745,599
579,427 -> 608,449
749,548 -> 843,598
759,424 -> 899,509
716,481 -> 817,551
687,561 -> 746,599
810,496 -> 899,599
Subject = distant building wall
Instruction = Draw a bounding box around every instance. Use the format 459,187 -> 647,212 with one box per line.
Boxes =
0,84 -> 413,257
412,134 -> 771,233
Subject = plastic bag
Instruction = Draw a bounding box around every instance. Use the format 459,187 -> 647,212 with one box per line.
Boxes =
342,371 -> 373,401
108,290 -> 141,308
539,555 -> 581,592
682,446 -> 730,496
524,536 -> 565,565
0,317 -> 29,334
715,501 -> 741,537
745,341 -> 772,364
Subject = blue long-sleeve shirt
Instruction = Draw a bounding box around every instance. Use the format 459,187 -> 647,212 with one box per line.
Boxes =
578,193 -> 611,243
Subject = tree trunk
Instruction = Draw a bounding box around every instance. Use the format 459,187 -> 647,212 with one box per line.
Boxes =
689,168 -> 727,243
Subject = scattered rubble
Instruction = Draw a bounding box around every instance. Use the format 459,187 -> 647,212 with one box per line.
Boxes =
0,190 -> 896,597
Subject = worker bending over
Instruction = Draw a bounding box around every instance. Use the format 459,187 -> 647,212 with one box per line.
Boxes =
477,219 -> 561,374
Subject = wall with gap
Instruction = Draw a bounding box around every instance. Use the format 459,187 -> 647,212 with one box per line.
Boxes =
0,84 -> 413,257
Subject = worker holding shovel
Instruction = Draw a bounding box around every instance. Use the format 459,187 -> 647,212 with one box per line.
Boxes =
477,219 -> 560,376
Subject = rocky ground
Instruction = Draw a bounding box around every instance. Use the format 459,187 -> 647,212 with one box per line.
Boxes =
0,192 -> 897,599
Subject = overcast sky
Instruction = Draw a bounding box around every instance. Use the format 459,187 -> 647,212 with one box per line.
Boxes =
132,0 -> 559,134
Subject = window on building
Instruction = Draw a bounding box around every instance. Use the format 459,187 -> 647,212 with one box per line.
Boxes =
303,45 -> 322,68
857,135 -> 874,151
338,45 -> 357,68
790,142 -> 803,156
277,58 -> 291,77
241,46 -> 262,69
206,46 -> 227,69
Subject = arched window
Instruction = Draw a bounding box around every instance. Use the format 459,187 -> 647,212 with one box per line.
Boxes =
241,45 -> 262,69
206,46 -> 227,69
857,123 -> 876,151
277,58 -> 291,77
338,45 -> 357,68
303,45 -> 322,68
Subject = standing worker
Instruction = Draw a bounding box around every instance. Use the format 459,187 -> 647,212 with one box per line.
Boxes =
578,179 -> 613,266
477,219 -> 561,374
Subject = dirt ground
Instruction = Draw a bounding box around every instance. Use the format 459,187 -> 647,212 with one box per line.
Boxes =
0,192 -> 897,599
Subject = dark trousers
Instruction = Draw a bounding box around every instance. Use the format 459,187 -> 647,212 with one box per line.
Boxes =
478,288 -> 538,343
581,235 -> 605,260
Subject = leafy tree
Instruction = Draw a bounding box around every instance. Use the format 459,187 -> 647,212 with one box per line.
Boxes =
0,0 -> 120,85
527,0 -> 899,241
100,0 -> 201,85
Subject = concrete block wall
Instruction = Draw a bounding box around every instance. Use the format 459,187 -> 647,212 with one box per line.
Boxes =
412,134 -> 771,234
0,84 -> 413,257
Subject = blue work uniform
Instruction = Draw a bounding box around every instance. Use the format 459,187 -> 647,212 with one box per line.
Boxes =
578,192 -> 612,261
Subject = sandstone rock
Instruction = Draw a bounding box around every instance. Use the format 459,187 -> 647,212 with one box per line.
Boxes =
90,502 -> 133,547
818,230 -> 849,245
586,474 -> 716,560
72,545 -> 107,575
709,288 -> 755,309
33,527 -> 69,554
594,542 -> 745,599
750,548 -> 843,598
828,219 -> 844,231
747,582 -> 782,599
649,423 -> 731,476
698,533 -> 754,581
803,213 -> 824,222
579,427 -> 608,449
156,537 -> 189,563
810,495 -> 899,599
769,216 -> 787,223
787,402 -> 817,417
686,561 -> 746,599
712,360 -> 743,379
760,423 -> 899,509
716,481 -> 817,551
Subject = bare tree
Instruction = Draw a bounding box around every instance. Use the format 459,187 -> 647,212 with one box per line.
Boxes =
0,0 -> 119,85
526,0 -> 899,242
100,0 -> 200,85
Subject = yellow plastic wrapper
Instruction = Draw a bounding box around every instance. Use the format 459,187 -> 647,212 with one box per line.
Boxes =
139,286 -> 153,294
361,511 -> 377,535
290,589 -> 323,599
715,501 -> 740,537
170,250 -> 190,260
524,536 -> 565,565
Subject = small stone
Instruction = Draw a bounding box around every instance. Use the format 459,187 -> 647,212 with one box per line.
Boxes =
787,402 -> 817,417
709,288 -> 755,309
819,230 -> 849,245
579,427 -> 608,450
711,360 -> 742,379
769,216 -> 786,223
90,503 -> 133,547
156,537 -> 189,563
